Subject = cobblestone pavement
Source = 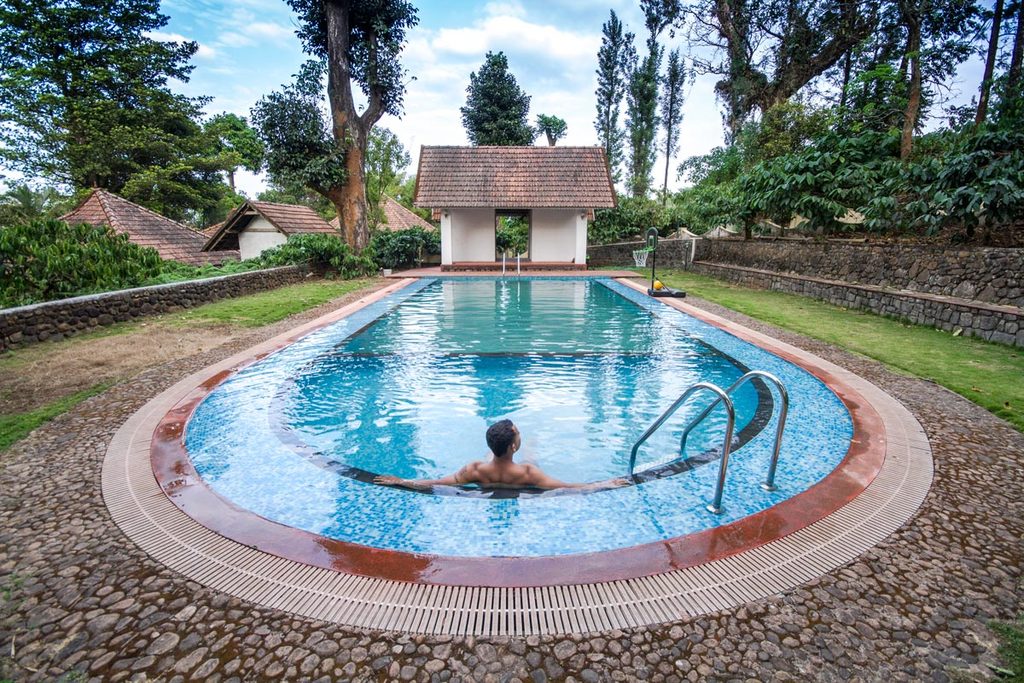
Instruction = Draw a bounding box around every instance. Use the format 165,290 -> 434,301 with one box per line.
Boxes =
1,290 -> 1021,682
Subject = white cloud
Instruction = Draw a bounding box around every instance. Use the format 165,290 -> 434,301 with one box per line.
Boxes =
217,32 -> 254,48
433,16 -> 599,63
146,30 -> 217,60
483,1 -> 526,18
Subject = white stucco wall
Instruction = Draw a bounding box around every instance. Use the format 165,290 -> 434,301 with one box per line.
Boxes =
238,217 -> 287,260
449,208 -> 496,262
531,209 -> 584,263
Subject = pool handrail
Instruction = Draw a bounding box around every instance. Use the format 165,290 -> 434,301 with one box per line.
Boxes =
628,383 -> 737,513
679,370 -> 790,492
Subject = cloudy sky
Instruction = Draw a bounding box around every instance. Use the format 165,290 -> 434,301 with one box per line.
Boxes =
159,0 -> 984,197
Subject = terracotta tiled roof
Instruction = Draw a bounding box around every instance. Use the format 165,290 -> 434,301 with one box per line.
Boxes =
381,196 -> 435,231
328,197 -> 435,232
413,146 -> 616,209
61,190 -> 238,265
204,200 -> 337,251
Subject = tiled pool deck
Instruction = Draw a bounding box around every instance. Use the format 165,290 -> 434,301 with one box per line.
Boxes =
0,277 -> 1021,680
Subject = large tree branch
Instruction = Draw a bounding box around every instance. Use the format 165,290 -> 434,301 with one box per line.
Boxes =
323,0 -> 357,140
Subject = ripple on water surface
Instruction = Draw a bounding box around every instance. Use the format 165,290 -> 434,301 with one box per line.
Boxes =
185,278 -> 854,557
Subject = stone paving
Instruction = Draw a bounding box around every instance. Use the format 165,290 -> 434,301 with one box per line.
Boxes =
0,288 -> 1021,682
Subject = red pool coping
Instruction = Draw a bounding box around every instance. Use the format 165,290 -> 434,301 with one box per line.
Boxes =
149,275 -> 886,587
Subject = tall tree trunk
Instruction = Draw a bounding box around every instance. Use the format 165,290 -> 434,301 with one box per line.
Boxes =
227,168 -> 236,192
976,0 -> 1005,126
839,48 -> 853,108
334,138 -> 369,250
1008,3 -> 1024,93
900,14 -> 922,160
322,0 -> 374,251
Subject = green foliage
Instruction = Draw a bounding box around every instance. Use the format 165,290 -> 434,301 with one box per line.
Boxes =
286,0 -> 418,119
495,216 -> 529,255
258,233 -> 376,279
142,259 -> 265,286
369,227 -> 440,269
204,113 -> 265,189
594,11 -> 634,185
673,181 -> 744,235
0,0 -> 232,220
251,61 -> 347,196
991,615 -> 1024,681
625,45 -> 660,197
0,219 -> 162,307
590,196 -> 673,244
460,52 -> 534,146
658,48 -> 692,195
535,114 -> 567,146
863,128 -> 1024,239
365,127 -> 411,225
391,175 -> 434,223
0,185 -> 70,225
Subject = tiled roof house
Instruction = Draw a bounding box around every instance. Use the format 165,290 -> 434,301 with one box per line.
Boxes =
61,189 -> 237,265
413,146 -> 615,269
331,196 -> 435,232
203,200 -> 339,260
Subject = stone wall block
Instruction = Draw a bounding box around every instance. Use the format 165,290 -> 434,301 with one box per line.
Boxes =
0,266 -> 304,351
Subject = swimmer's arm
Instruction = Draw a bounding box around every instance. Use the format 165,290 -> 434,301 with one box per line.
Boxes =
524,465 -> 629,491
374,463 -> 479,489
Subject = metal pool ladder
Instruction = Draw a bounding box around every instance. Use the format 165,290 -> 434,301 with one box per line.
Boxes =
628,371 -> 790,514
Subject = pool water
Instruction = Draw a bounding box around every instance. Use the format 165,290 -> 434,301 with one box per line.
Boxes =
186,278 -> 853,557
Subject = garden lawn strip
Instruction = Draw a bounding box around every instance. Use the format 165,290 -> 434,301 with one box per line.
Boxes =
627,268 -> 1024,433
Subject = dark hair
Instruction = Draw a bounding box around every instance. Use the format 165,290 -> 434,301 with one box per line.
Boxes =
486,419 -> 517,457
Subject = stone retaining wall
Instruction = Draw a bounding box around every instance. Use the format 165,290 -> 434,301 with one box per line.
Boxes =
588,239 -> 694,269
0,266 -> 305,351
589,238 -> 1023,308
692,262 -> 1023,347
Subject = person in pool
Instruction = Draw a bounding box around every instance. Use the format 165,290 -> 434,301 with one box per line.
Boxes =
373,419 -> 627,491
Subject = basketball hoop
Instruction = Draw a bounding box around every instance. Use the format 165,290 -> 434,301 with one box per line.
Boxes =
632,248 -> 650,268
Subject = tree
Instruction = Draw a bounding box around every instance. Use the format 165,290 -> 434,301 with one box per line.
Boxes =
282,0 -> 419,250
594,11 -> 635,183
0,184 -> 68,225
535,115 -> 567,146
460,52 -> 534,146
686,0 -> 877,140
0,0 -> 231,218
895,0 -> 978,158
364,127 -> 410,226
659,48 -> 691,201
205,113 -> 265,191
625,0 -> 680,198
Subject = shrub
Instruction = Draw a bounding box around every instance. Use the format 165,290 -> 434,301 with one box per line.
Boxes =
142,259 -> 264,286
369,227 -> 440,269
590,196 -> 672,244
258,233 -> 376,278
0,219 -> 163,307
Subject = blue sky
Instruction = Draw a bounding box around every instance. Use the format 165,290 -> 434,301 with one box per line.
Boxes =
155,0 -> 984,196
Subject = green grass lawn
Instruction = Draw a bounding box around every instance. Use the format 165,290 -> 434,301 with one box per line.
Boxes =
0,383 -> 111,452
625,268 -> 1024,432
0,277 -> 382,455
171,278 -> 378,328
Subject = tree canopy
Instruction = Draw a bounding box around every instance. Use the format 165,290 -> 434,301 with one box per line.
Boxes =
364,127 -> 411,226
594,11 -> 635,185
535,115 -> 568,146
461,52 -> 534,146
0,0 -> 233,223
274,0 -> 419,249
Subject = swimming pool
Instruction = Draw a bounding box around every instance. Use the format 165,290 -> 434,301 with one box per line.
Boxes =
180,278 -> 853,559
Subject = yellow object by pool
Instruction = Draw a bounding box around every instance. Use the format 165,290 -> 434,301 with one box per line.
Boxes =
653,280 -> 664,290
